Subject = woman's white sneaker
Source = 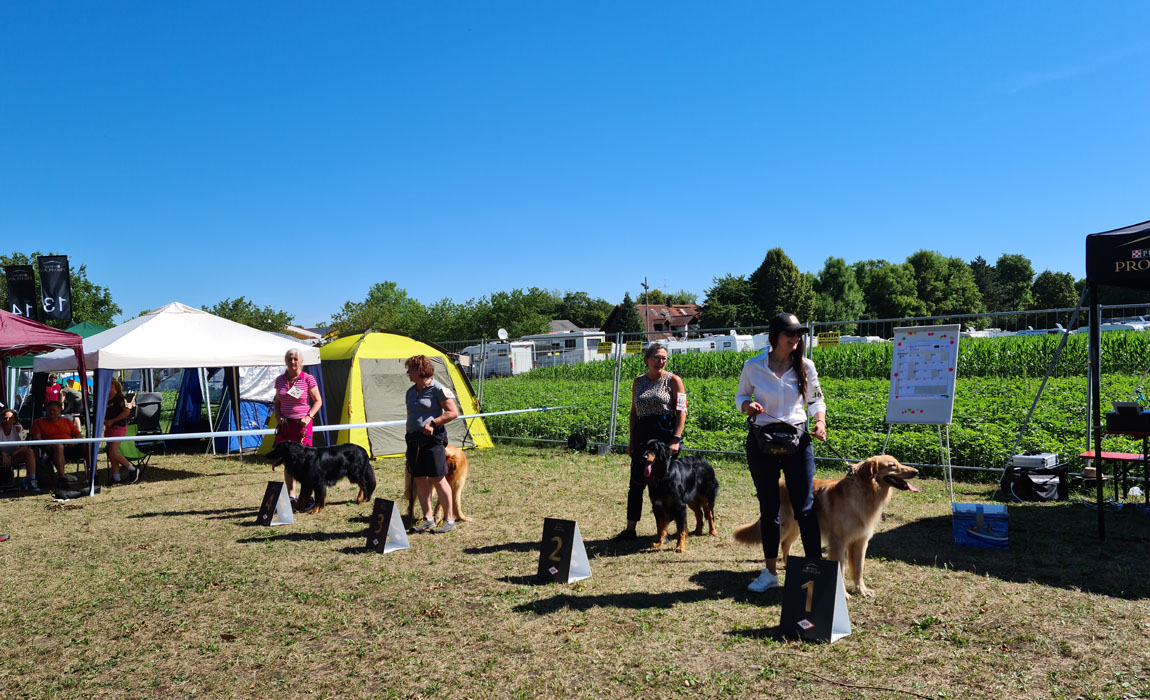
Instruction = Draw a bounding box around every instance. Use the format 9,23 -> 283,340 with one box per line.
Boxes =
747,569 -> 780,592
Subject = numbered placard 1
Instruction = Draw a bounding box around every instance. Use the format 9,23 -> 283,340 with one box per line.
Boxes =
536,518 -> 591,584
366,498 -> 410,554
255,481 -> 294,527
779,556 -> 851,643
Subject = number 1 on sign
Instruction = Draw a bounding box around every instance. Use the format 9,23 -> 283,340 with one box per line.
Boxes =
801,580 -> 814,612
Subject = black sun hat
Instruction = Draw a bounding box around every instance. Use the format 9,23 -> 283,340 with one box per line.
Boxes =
769,312 -> 809,336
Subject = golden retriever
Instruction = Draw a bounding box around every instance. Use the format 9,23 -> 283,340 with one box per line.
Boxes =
404,444 -> 470,523
733,455 -> 919,597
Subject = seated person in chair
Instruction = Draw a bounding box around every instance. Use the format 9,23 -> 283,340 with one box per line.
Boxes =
30,401 -> 89,485
0,409 -> 38,491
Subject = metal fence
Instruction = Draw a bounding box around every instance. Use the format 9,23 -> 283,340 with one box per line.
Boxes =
435,303 -> 1150,478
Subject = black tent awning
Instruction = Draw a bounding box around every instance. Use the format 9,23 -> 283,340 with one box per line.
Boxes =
1085,219 -> 1150,289
1085,218 -> 1150,541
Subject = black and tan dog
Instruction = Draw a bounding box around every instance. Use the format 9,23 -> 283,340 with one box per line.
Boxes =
642,439 -> 719,552
269,441 -> 376,515
733,455 -> 919,596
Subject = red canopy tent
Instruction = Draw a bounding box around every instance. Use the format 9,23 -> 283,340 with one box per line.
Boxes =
0,310 -> 93,491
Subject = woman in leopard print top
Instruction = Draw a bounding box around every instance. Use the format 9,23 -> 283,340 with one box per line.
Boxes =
616,342 -> 687,540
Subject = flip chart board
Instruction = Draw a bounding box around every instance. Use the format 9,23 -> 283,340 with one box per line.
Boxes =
885,324 -> 960,425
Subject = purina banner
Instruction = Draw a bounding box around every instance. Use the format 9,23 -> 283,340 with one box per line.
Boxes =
4,264 -> 38,320
37,255 -> 72,321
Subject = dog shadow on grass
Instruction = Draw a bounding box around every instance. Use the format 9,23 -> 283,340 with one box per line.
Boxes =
511,568 -> 780,615
466,535 -> 673,559
129,506 -> 254,520
235,527 -> 366,545
868,503 -> 1150,599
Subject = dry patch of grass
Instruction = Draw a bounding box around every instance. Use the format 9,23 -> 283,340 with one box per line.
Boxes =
1,445 -> 1147,699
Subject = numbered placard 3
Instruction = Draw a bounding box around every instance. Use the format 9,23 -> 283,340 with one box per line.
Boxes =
779,556 -> 851,643
367,498 -> 410,554
255,482 -> 294,527
537,518 -> 591,584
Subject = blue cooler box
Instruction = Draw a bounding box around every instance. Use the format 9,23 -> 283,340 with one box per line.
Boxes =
953,503 -> 1008,549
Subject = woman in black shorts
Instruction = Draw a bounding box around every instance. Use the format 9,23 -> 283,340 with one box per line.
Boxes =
404,355 -> 460,534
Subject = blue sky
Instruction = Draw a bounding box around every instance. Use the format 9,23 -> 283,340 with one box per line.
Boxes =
2,2 -> 1147,327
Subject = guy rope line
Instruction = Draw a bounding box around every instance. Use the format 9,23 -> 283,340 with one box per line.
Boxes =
17,405 -> 575,448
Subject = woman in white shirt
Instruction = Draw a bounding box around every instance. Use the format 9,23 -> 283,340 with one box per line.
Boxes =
0,408 -> 38,491
735,312 -> 826,592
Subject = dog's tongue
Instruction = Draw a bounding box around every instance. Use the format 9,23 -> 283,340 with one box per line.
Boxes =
906,483 -> 921,493
644,464 -> 652,479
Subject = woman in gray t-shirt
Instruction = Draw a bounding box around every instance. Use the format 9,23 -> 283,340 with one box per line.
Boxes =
404,355 -> 460,534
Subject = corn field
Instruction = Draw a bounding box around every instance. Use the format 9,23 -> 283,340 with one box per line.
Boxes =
815,331 -> 1150,379
473,329 -> 1150,476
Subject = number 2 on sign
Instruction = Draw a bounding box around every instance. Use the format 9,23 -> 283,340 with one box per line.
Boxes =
549,537 -> 563,562
801,580 -> 815,612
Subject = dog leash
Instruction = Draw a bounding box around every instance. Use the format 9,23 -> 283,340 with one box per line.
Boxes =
822,439 -> 856,476
747,410 -> 855,475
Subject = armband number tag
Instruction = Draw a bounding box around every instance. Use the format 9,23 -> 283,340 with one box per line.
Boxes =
676,392 -> 687,411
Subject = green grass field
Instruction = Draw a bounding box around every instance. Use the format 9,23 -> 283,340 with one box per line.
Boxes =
1,445 -> 1147,699
479,332 -> 1150,472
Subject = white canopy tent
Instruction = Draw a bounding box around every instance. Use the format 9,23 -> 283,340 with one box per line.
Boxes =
34,302 -> 320,371
33,302 -> 323,463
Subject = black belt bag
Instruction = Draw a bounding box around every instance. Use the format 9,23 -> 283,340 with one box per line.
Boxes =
749,418 -> 802,456
407,425 -> 448,449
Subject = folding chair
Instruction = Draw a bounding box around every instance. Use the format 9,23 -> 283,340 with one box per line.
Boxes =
132,392 -> 166,455
117,424 -> 152,469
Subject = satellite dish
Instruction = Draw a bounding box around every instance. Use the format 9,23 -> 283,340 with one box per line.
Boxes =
497,328 -> 509,341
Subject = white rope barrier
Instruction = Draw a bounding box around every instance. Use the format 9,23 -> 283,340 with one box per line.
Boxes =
17,405 -> 574,448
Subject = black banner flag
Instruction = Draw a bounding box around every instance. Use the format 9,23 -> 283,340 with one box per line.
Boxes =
37,256 -> 72,322
4,265 -> 38,320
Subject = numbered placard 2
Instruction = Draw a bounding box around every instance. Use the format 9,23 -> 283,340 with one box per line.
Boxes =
536,518 -> 591,584
366,498 -> 410,554
255,481 -> 294,527
779,556 -> 851,643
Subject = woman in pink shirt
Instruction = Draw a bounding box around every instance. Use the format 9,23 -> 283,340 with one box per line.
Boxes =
273,349 -> 322,507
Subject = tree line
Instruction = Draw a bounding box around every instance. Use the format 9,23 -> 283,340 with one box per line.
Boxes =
5,248 -> 1149,342
697,249 -> 1149,334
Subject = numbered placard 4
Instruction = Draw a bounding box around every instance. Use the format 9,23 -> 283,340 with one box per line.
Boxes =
779,556 -> 851,643
537,518 -> 591,584
366,498 -> 410,554
255,482 -> 294,527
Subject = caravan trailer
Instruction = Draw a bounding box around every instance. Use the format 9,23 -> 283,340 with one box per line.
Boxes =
521,330 -> 607,368
458,341 -> 535,378
662,333 -> 753,355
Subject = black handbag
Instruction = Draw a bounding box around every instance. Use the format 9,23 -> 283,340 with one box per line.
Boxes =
749,418 -> 802,456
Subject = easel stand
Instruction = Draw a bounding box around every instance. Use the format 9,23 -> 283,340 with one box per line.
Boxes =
882,324 -> 1005,547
